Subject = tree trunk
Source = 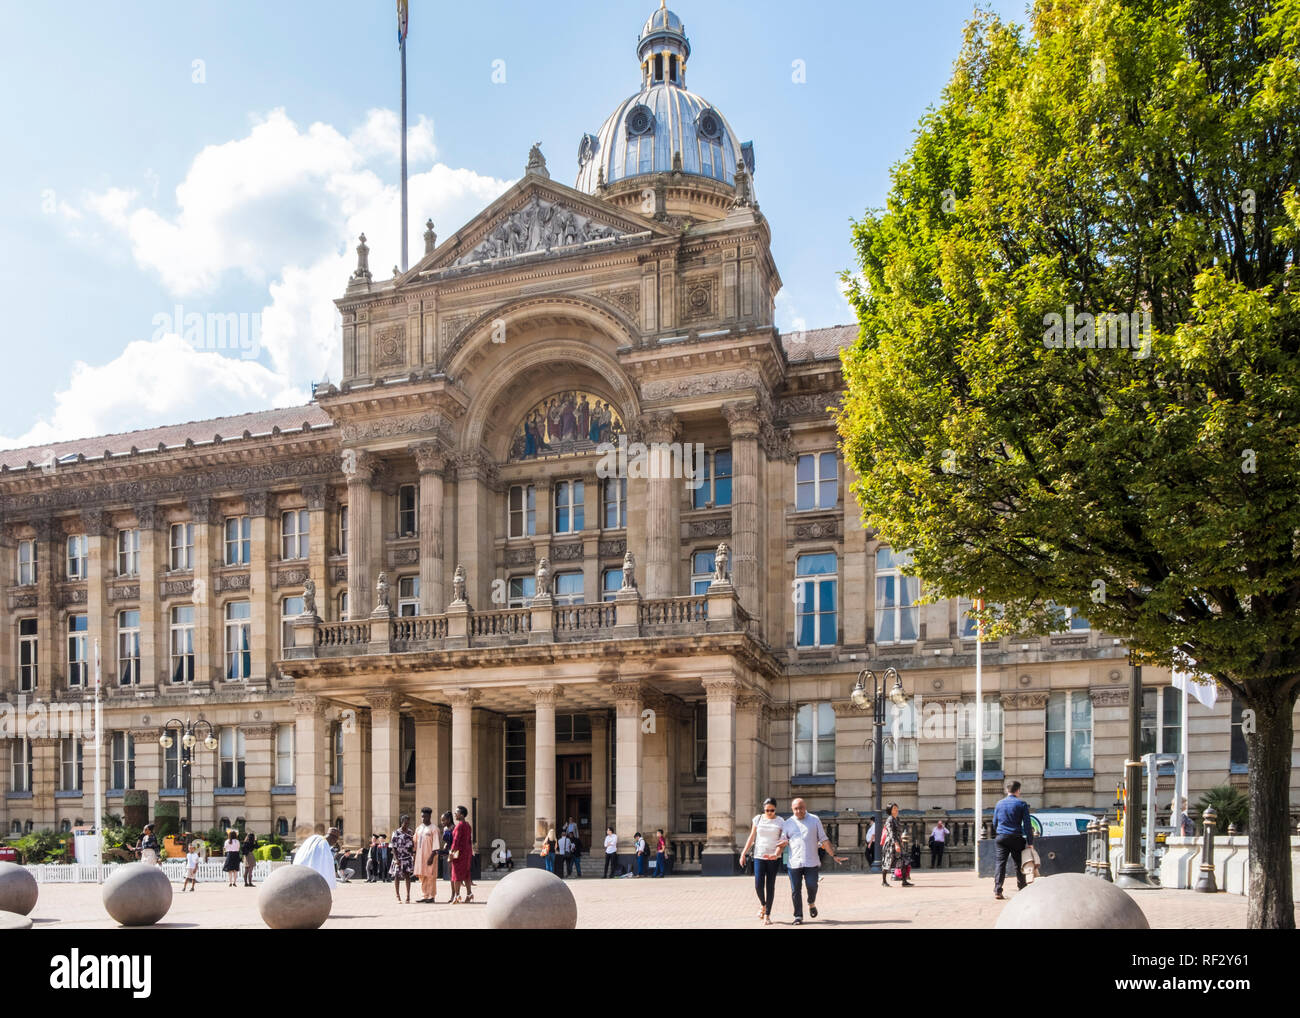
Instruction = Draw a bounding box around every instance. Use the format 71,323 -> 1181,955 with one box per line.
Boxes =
1244,684 -> 1298,929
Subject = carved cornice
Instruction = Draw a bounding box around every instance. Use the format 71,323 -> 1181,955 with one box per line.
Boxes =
721,400 -> 763,439
640,368 -> 763,402
767,703 -> 797,720
340,412 -> 454,446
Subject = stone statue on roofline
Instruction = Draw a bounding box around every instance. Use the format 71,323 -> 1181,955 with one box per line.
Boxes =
713,542 -> 730,584
536,557 -> 552,596
375,572 -> 391,613
452,564 -> 467,604
302,578 -> 317,617
621,550 -> 637,590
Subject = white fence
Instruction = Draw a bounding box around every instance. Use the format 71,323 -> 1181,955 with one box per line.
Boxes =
27,860 -> 289,884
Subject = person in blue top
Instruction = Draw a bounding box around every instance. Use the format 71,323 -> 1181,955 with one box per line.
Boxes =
992,779 -> 1033,899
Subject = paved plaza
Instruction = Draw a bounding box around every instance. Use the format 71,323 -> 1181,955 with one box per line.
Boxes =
26,869 -> 1248,930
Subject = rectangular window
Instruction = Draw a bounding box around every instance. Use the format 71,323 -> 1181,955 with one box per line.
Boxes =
691,448 -> 733,509
957,696 -> 1004,773
67,614 -> 88,686
66,534 -> 88,581
218,726 -> 245,788
504,717 -> 526,807
224,601 -> 252,681
400,715 -> 415,788
117,529 -> 140,576
795,552 -> 838,647
338,505 -> 349,556
553,713 -> 592,743
875,547 -> 919,644
1230,698 -> 1248,767
163,737 -> 181,789
281,596 -> 305,654
794,702 -> 836,777
601,568 -> 623,602
694,701 -> 708,779
338,591 -> 349,622
12,738 -> 33,792
169,605 -> 195,683
169,522 -> 194,571
111,731 -> 134,789
398,484 -> 417,537
224,516 -> 251,566
397,576 -> 420,617
884,699 -> 918,773
331,722 -> 344,786
554,480 -> 584,534
281,509 -> 309,560
602,477 -> 627,529
1141,686 -> 1182,756
275,724 -> 295,786
60,737 -> 83,792
796,452 -> 838,511
509,484 -> 536,538
691,550 -> 715,595
1051,604 -> 1091,632
18,618 -> 38,692
117,609 -> 141,686
17,539 -> 37,585
1046,691 -> 1093,770
508,575 -> 536,609
553,572 -> 584,606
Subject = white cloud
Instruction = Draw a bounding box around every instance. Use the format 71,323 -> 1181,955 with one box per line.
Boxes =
349,108 -> 437,165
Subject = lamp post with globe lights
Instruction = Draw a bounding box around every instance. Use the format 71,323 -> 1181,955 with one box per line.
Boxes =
851,667 -> 907,868
159,718 -> 216,837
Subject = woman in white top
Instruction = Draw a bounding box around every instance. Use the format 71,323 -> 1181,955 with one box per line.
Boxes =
603,827 -> 619,879
739,797 -> 789,925
222,831 -> 242,886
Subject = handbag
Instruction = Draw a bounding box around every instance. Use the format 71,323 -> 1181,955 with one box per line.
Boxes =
540,842 -> 550,857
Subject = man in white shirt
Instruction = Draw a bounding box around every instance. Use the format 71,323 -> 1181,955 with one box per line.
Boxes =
865,816 -> 878,869
557,832 -> 573,878
781,798 -> 846,925
602,827 -> 619,878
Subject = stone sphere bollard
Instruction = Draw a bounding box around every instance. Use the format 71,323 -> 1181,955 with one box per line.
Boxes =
102,862 -> 173,926
994,872 -> 1149,930
0,862 -> 39,916
485,868 -> 577,930
258,865 -> 332,929
0,910 -> 33,929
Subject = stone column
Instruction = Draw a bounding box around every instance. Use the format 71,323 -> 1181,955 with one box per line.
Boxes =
590,713 -> 609,834
187,498 -> 219,686
639,412 -> 679,599
342,706 -> 372,841
413,442 -> 448,614
641,692 -> 669,833
447,690 -> 480,816
292,695 -> 328,838
367,691 -> 402,837
530,685 -> 560,851
343,452 -> 375,618
613,681 -> 643,867
246,492 -> 274,687
701,677 -> 739,874
722,401 -> 762,617
303,484 -> 330,629
735,693 -> 765,848
413,705 -> 449,813
454,453 -> 497,608
133,507 -> 163,689
241,724 -> 274,832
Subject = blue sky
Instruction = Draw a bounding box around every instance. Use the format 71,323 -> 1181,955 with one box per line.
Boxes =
0,0 -> 1028,449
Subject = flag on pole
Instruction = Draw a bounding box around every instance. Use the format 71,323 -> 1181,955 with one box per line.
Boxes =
1171,665 -> 1217,709
397,0 -> 409,45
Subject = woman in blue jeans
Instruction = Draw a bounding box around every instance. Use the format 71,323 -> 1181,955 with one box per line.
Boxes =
740,798 -> 789,925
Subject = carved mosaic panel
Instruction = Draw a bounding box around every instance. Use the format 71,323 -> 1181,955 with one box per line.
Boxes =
372,324 -> 407,369
681,274 -> 718,323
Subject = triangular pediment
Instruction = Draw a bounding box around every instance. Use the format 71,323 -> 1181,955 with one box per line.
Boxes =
409,175 -> 671,278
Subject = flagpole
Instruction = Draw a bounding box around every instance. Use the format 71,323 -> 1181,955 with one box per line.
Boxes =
973,598 -> 983,873
399,31 -> 408,272
93,638 -> 103,868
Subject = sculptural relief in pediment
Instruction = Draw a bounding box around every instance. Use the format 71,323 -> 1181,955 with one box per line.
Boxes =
452,196 -> 627,267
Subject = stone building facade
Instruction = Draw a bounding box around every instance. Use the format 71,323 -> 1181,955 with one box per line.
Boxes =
1,5 -> 1292,871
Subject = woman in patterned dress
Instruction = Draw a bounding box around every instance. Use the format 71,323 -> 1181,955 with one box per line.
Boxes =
389,814 -> 415,903
880,803 -> 912,887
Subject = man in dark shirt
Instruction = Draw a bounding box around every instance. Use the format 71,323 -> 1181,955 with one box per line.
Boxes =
992,779 -> 1033,899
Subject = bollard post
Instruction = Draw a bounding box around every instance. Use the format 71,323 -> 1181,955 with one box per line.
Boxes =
1097,812 -> 1113,882
1194,807 -> 1218,893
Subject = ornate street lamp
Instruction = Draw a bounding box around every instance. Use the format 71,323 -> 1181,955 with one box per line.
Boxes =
851,667 -> 907,868
159,718 -> 217,838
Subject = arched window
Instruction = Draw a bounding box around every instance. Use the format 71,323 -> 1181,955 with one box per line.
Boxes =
277,816 -> 288,837
220,816 -> 231,830
9,820 -> 20,835
61,819 -> 71,833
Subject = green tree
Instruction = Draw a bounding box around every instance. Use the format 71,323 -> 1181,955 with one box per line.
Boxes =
838,0 -> 1300,928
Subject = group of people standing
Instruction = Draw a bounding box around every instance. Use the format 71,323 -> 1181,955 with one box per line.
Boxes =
540,817 -> 587,877
388,806 -> 475,904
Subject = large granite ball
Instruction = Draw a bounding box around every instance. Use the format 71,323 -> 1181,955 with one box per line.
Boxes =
995,872 -> 1149,930
0,862 -> 38,916
102,863 -> 173,926
0,910 -> 33,929
258,865 -> 332,929
485,868 -> 577,930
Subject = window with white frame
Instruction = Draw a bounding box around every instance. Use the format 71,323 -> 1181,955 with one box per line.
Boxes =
1141,687 -> 1182,756
1046,691 -> 1092,770
281,596 -> 304,654
504,718 -> 526,807
66,534 -> 87,580
884,698 -> 918,773
17,539 -> 37,585
956,696 -> 1004,773
398,484 -> 417,537
330,722 -> 344,786
794,701 -> 836,777
67,614 -> 88,686
397,577 -> 420,617
110,731 -> 134,789
602,477 -> 627,529
694,701 -> 708,779
117,528 -> 140,576
224,516 -> 250,566
169,605 -> 195,683
338,591 -> 349,622
163,737 -> 181,789
553,572 -> 584,606
875,547 -> 919,644
169,522 -> 194,570
60,737 -> 83,792
281,510 -> 309,560
1230,698 -> 1248,767
218,726 -> 245,788
554,480 -> 584,534
509,485 -> 536,538
337,504 -> 348,555
117,609 -> 140,686
796,452 -> 838,511
12,738 -> 32,792
1049,603 -> 1091,632
601,568 -> 623,601
691,550 -> 715,595
508,575 -> 536,609
691,448 -> 732,509
18,618 -> 38,692
275,724 -> 295,786
795,552 -> 838,647
224,601 -> 252,681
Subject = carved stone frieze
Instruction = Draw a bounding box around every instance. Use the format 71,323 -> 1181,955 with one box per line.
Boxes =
792,518 -> 838,541
10,592 -> 37,609
275,567 -> 310,589
392,547 -> 419,565
591,287 -> 640,316
1000,691 -> 1051,709
597,539 -> 627,558
339,412 -> 453,445
551,542 -> 584,562
1089,688 -> 1129,707
215,573 -> 251,593
108,584 -> 140,602
641,368 -> 762,402
775,391 -> 842,421
59,587 -> 88,607
451,195 -> 625,266
331,565 -> 348,583
505,546 -> 536,567
161,579 -> 193,598
685,517 -> 731,539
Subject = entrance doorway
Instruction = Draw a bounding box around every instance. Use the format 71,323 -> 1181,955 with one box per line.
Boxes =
557,754 -> 592,849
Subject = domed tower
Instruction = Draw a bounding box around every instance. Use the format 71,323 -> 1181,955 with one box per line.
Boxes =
575,2 -> 756,224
